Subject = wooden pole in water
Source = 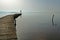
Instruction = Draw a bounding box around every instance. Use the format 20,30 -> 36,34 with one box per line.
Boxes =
52,14 -> 54,26
0,13 -> 21,40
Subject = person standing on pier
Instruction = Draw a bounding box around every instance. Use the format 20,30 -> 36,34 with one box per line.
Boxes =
20,10 -> 22,15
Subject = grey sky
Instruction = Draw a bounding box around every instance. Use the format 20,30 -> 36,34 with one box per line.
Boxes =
0,0 -> 60,12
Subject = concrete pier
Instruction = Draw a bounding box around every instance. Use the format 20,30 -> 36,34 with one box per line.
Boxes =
0,13 -> 21,40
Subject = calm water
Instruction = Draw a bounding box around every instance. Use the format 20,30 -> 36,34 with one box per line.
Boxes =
16,12 -> 60,40
1,12 -> 60,40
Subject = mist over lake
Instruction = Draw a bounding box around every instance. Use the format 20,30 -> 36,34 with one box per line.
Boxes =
0,0 -> 60,40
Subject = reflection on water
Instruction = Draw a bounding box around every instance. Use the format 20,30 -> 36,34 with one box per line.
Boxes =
16,12 -> 60,40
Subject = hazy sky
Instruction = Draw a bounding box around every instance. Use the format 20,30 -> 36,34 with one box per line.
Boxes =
0,0 -> 60,12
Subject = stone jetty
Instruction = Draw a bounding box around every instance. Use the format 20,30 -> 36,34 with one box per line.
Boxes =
0,13 -> 21,40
